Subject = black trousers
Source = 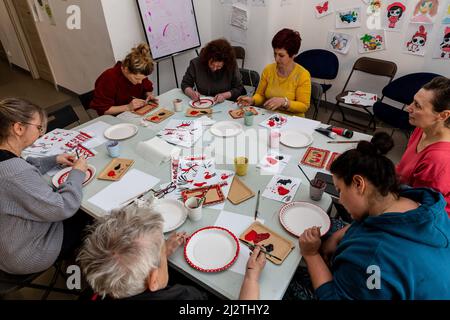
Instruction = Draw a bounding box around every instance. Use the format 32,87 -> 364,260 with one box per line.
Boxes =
58,210 -> 93,260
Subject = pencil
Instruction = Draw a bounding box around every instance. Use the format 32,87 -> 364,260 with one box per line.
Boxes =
239,239 -> 282,261
327,140 -> 362,144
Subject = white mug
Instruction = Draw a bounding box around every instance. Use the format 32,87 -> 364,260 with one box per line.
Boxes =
173,98 -> 183,112
185,197 -> 203,221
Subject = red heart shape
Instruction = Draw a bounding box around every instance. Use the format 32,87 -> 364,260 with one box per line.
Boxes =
245,230 -> 257,242
191,111 -> 199,115
254,232 -> 270,243
107,170 -> 116,177
150,116 -> 159,121
266,157 -> 278,165
278,186 -> 290,196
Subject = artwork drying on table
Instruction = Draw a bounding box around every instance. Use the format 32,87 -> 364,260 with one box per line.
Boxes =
404,24 -> 433,56
327,32 -> 352,54
358,31 -> 386,53
258,151 -> 292,175
382,1 -> 408,31
432,25 -> 450,59
262,175 -> 301,203
410,0 -> 440,23
336,7 -> 362,28
314,1 -> 334,18
443,0 -> 450,23
259,114 -> 288,129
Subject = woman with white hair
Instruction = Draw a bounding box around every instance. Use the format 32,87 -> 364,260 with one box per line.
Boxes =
78,202 -> 266,300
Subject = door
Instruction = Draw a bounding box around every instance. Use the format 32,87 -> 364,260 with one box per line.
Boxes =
10,0 -> 54,83
0,40 -> 7,61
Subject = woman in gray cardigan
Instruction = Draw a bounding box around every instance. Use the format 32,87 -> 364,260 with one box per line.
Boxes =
181,39 -> 244,103
0,98 -> 89,275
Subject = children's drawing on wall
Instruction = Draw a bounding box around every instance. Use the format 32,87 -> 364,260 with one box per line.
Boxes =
314,0 -> 334,18
404,24 -> 433,56
327,31 -> 352,54
442,0 -> 450,23
382,1 -> 407,31
433,25 -> 450,58
410,0 -> 439,23
366,0 -> 382,30
336,7 -> 362,28
358,31 -> 386,53
367,0 -> 382,14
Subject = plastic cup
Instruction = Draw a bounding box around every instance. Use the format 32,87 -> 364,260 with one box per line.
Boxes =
173,99 -> 183,112
185,197 -> 203,221
310,178 -> 326,201
244,111 -> 254,126
106,141 -> 120,158
234,156 -> 249,176
269,130 -> 281,148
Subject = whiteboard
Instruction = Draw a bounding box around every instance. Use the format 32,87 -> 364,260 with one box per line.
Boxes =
136,0 -> 201,60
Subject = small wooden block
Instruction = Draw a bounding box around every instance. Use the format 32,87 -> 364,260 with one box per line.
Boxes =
145,108 -> 175,123
185,107 -> 212,117
300,147 -> 330,169
97,158 -> 134,181
228,107 -> 259,119
133,103 -> 158,116
181,184 -> 225,206
239,222 -> 294,265
227,176 -> 255,205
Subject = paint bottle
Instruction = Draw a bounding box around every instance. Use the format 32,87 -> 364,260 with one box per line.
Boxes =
315,128 -> 337,139
328,126 -> 354,138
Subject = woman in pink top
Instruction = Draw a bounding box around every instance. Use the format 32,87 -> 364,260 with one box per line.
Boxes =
396,76 -> 450,216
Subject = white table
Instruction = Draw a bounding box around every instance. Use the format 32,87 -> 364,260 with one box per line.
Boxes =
70,88 -> 371,300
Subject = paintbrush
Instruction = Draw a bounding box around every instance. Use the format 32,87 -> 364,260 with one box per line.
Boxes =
327,140 -> 363,144
254,190 -> 260,221
239,239 -> 282,261
297,165 -> 311,185
198,185 -> 213,206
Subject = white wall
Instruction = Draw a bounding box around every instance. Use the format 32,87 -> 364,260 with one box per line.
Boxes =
210,0 -> 450,101
100,0 -> 212,94
31,0 -> 115,94
0,0 -> 29,70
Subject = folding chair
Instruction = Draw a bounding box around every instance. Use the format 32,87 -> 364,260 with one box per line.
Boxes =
239,68 -> 260,96
327,57 -> 397,132
233,46 -> 245,69
310,82 -> 323,120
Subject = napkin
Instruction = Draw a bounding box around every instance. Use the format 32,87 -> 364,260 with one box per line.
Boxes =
136,137 -> 181,165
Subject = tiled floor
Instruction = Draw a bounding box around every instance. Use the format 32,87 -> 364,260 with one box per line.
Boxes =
0,59 -> 409,300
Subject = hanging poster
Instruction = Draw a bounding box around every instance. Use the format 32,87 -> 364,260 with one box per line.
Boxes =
410,0 -> 440,24
403,23 -> 433,56
336,7 -> 362,28
358,31 -> 386,53
442,0 -> 450,23
327,31 -> 352,54
314,1 -> 334,18
432,25 -> 450,59
382,1 -> 408,31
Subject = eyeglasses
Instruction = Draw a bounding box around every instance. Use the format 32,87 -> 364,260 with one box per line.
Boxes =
151,182 -> 177,199
21,122 -> 45,134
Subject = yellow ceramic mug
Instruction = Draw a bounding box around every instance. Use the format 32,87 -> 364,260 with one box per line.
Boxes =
234,156 -> 249,176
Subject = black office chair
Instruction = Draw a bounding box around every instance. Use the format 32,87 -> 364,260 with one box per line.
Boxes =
46,105 -> 81,132
0,260 -> 79,300
233,46 -> 245,69
239,68 -> 260,96
78,90 -> 97,119
373,72 -> 441,137
294,49 -> 339,102
310,82 -> 323,120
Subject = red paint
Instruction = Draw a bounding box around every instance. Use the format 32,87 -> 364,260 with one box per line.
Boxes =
244,230 -> 270,243
107,170 -> 116,177
277,186 -> 290,196
266,157 -> 278,165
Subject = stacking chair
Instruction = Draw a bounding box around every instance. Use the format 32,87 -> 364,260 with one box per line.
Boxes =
327,57 -> 397,132
46,104 -> 81,132
373,72 -> 441,137
310,82 -> 323,120
233,46 -> 245,68
294,49 -> 339,102
0,260 -> 79,300
239,68 -> 260,96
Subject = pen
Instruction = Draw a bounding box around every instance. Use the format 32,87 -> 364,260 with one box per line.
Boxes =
254,190 -> 260,221
239,239 -> 282,261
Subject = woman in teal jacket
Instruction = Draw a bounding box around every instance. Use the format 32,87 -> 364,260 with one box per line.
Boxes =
298,132 -> 450,299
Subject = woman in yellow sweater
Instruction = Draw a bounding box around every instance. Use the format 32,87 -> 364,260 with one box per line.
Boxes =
237,29 -> 311,117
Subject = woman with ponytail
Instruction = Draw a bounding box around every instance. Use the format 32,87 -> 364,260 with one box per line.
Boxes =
286,132 -> 450,300
90,43 -> 157,116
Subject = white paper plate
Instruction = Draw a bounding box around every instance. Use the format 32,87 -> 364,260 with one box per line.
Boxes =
280,130 -> 313,148
104,123 -> 138,140
279,201 -> 331,237
210,121 -> 243,137
184,226 -> 239,272
151,199 -> 187,233
52,165 -> 96,188
189,98 -> 214,109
